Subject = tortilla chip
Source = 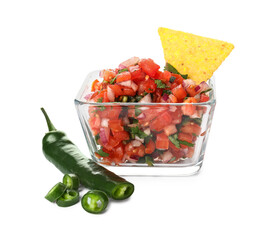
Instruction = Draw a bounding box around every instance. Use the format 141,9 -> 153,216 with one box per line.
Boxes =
158,27 -> 234,84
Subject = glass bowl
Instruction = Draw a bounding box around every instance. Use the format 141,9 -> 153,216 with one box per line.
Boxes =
75,70 -> 216,176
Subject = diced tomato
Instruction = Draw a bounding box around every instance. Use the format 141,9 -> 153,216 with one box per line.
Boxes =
100,135 -> 121,151
182,97 -> 197,115
108,119 -> 124,132
185,85 -> 197,97
178,132 -> 193,148
180,122 -> 201,136
91,79 -> 101,92
155,70 -> 172,82
164,124 -> 177,136
169,106 -> 183,124
121,87 -> 136,96
128,65 -> 145,83
125,142 -> 145,157
99,106 -> 122,120
169,141 -> 185,158
185,147 -> 195,158
172,85 -> 187,101
92,89 -> 109,102
178,132 -> 193,142
169,94 -> 178,103
139,58 -> 160,78
138,79 -> 157,94
112,130 -> 130,141
156,132 -> 169,150
152,88 -> 163,102
102,143 -> 124,165
138,107 -> 166,126
88,114 -> 101,134
162,70 -> 172,82
150,111 -> 172,132
116,71 -> 131,83
108,84 -> 123,97
145,139 -> 156,154
102,69 -> 116,82
171,73 -> 184,85
200,93 -> 210,102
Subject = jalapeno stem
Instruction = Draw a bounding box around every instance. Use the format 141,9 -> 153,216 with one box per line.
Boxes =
41,107 -> 57,131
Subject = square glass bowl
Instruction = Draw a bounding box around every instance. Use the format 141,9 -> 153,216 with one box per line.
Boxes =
75,70 -> 216,176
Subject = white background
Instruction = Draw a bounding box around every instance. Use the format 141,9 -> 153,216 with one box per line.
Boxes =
1,0 -> 268,239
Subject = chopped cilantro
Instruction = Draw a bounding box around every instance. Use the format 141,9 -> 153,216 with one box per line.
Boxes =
168,157 -> 177,163
168,133 -> 194,148
200,88 -> 212,94
98,106 -> 106,111
129,126 -> 148,139
97,97 -> 103,103
168,134 -> 181,149
164,63 -> 179,74
96,148 -> 109,157
155,79 -> 169,89
169,76 -> 176,83
145,156 -> 154,166
110,77 -> 117,84
135,107 -> 142,117
137,156 -> 145,163
164,63 -> 188,79
193,118 -> 202,126
118,68 -> 129,74
179,73 -> 188,79
135,95 -> 143,102
163,89 -> 172,95
179,140 -> 194,147
94,134 -> 100,142
144,134 -> 153,144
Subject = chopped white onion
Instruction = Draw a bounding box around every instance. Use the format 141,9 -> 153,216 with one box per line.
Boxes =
182,79 -> 195,88
164,124 -> 177,136
139,94 -> 152,103
131,81 -> 138,92
122,116 -> 130,125
169,106 -> 177,112
101,118 -> 109,128
143,128 -> 151,135
135,136 -> 144,143
120,57 -> 140,67
195,81 -> 210,94
161,151 -> 173,163
137,112 -> 145,119
107,86 -> 115,102
118,80 -> 132,87
99,127 -> 109,145
190,110 -> 202,118
131,140 -> 142,147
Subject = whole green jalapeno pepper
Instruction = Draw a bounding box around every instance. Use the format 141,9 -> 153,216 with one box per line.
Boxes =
41,108 -> 134,200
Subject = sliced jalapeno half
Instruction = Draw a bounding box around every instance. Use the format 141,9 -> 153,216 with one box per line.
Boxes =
63,174 -> 80,190
45,182 -> 67,202
81,190 -> 109,214
56,189 -> 79,207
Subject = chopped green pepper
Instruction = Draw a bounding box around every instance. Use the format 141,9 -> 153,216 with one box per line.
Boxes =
45,182 -> 67,202
81,190 -> 109,214
56,190 -> 79,207
63,174 -> 80,190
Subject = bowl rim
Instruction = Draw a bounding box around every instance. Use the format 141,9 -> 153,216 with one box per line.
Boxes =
75,70 -> 216,106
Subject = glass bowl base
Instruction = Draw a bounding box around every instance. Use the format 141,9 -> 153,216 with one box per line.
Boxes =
98,158 -> 204,177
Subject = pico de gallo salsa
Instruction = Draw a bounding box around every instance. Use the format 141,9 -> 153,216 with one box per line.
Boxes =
85,57 -> 212,166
